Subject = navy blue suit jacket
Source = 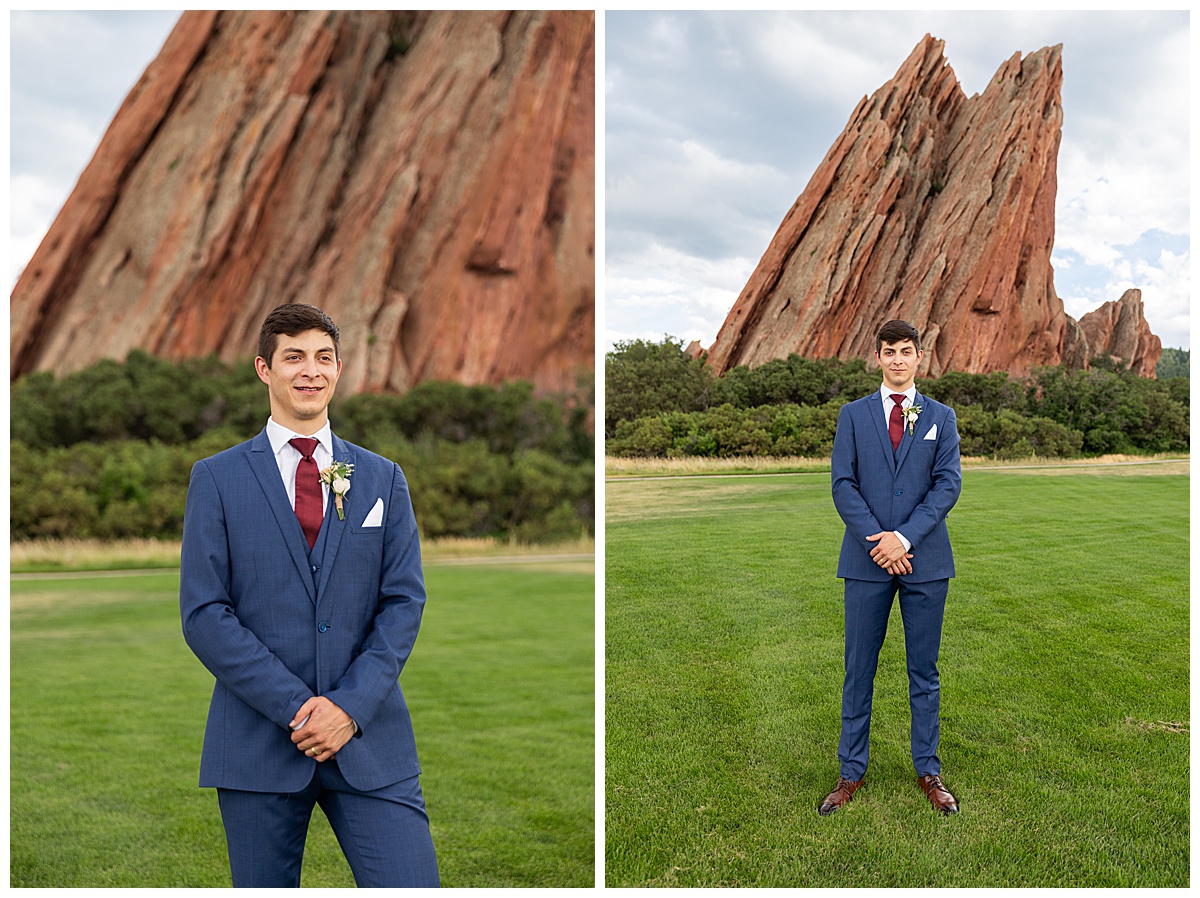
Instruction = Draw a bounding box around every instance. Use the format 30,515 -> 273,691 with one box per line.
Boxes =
180,428 -> 426,793
831,390 -> 961,583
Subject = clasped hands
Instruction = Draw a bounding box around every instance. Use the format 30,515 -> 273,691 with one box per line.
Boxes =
289,695 -> 356,762
866,531 -> 912,575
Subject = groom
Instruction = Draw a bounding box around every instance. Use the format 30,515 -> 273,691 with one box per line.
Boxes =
180,303 -> 439,886
820,319 -> 962,817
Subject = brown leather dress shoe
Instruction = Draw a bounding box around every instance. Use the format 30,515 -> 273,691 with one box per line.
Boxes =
818,776 -> 864,816
917,774 -> 958,814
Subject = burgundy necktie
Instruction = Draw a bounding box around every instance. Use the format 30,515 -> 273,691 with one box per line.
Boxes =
289,437 -> 322,548
888,393 -> 906,451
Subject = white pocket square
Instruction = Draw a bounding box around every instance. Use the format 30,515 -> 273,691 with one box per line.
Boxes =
361,498 -> 384,527
923,424 -> 938,441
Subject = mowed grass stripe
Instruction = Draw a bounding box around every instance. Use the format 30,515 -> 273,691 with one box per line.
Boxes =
11,564 -> 593,887
605,470 -> 1187,887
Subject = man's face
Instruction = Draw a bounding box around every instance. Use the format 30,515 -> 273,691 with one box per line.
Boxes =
875,339 -> 923,392
254,328 -> 342,434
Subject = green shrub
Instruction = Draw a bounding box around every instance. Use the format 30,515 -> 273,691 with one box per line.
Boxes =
602,339 -> 1186,460
1025,365 -> 1188,454
604,337 -> 713,438
1156,347 -> 1189,379
10,354 -> 594,544
922,369 -> 1026,413
709,355 -> 877,408
608,417 -> 673,458
765,402 -> 840,456
956,408 -> 1082,459
607,402 -> 840,460
334,379 -> 588,465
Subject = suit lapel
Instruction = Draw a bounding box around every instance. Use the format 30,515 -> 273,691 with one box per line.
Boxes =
867,393 -> 897,474
893,390 -> 923,473
247,429 -> 317,603
314,435 -> 355,601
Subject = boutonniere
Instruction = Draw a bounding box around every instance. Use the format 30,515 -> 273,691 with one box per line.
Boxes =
319,461 -> 354,520
902,404 -> 922,435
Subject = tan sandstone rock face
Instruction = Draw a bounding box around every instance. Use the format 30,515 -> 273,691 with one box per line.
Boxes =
11,10 -> 595,395
705,34 -> 1160,379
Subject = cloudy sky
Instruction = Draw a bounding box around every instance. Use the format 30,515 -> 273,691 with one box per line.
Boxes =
605,10 -> 1190,352
10,10 -> 181,286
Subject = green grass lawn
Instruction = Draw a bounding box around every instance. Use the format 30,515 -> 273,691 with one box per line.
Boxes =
10,560 -> 594,887
605,467 -> 1188,887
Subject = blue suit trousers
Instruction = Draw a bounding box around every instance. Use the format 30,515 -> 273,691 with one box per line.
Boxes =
839,576 -> 948,781
217,760 -> 439,887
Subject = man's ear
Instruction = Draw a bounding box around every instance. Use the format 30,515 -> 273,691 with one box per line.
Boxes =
254,356 -> 271,386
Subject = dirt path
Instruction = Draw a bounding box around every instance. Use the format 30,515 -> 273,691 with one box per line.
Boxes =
607,456 -> 1188,481
11,553 -> 595,581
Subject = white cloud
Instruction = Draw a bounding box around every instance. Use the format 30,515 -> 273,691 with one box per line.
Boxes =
1056,137 -> 1188,259
606,130 -> 786,263
750,13 -> 893,110
604,242 -> 757,351
9,173 -> 74,284
1122,250 -> 1189,350
10,11 -> 179,286
1058,248 -> 1189,350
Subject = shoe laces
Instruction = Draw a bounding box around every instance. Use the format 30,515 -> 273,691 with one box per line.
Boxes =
835,776 -> 859,798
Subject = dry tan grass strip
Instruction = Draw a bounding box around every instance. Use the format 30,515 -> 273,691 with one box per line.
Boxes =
1124,717 -> 1188,734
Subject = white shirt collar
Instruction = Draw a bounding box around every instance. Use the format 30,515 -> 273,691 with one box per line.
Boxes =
879,384 -> 917,405
265,417 -> 333,457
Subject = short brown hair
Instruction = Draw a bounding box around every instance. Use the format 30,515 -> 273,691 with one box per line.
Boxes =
257,304 -> 340,367
875,319 -> 921,354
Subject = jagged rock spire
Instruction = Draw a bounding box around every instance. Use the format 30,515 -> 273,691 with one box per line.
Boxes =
705,34 -> 1160,378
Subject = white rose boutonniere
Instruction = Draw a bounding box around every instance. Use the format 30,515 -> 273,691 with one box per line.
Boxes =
902,404 -> 922,436
319,461 -> 355,520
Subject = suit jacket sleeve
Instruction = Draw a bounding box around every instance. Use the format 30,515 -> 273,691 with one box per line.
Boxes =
831,402 -> 885,542
897,406 -> 962,548
180,459 -> 315,728
323,462 -> 426,733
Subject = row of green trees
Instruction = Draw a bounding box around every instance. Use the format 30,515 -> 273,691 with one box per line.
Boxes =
1157,347 -> 1190,379
607,402 -> 1091,460
11,352 -> 593,543
605,338 -> 1189,459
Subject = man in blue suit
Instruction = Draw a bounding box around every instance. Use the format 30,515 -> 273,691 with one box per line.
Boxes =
819,319 -> 962,817
180,303 -> 439,886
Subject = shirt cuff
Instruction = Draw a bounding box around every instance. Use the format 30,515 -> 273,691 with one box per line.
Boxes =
894,531 -> 912,552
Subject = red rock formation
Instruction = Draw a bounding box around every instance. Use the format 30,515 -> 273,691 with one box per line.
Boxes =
1077,289 -> 1161,376
705,34 -> 1161,379
11,10 -> 595,395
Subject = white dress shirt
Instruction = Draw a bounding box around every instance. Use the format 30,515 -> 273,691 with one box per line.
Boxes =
265,417 -> 333,515
879,383 -> 916,429
877,384 -> 915,552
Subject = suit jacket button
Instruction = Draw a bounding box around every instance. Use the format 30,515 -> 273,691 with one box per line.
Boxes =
310,565 -> 318,573
895,490 -> 902,495
318,622 -> 328,633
